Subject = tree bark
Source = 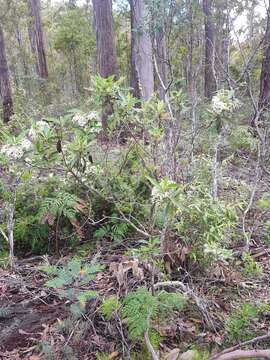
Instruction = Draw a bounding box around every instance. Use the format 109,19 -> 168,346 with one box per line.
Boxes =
27,0 -> 48,79
92,0 -> 118,79
154,27 -> 168,101
203,0 -> 216,100
0,24 -> 13,123
130,1 -> 141,99
92,0 -> 119,136
258,1 -> 270,114
28,20 -> 39,76
129,0 -> 154,101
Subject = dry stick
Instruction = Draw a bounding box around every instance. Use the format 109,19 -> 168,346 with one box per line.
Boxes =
209,333 -> 270,360
210,349 -> 270,360
144,329 -> 159,360
212,131 -> 222,201
242,146 -> 261,251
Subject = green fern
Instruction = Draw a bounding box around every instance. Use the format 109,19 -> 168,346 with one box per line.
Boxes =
122,288 -> 186,340
39,258 -> 103,318
101,296 -> 120,320
40,258 -> 103,288
94,215 -> 130,242
38,191 -> 79,223
122,288 -> 158,339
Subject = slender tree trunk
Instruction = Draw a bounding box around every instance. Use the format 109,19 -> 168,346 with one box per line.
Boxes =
0,25 -> 13,123
258,2 -> 270,114
28,23 -> 39,76
154,28 -> 168,100
92,0 -> 118,79
130,2 -> 141,99
129,0 -> 154,101
203,0 -> 216,100
215,0 -> 230,86
28,0 -> 48,79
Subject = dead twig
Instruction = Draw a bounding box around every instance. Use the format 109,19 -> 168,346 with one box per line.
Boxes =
209,333 -> 270,360
209,349 -> 270,360
144,328 -> 159,360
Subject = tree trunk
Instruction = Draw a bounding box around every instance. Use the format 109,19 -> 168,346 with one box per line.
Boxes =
27,0 -> 48,79
28,23 -> 39,76
203,0 -> 216,100
92,0 -> 118,79
92,0 -> 118,136
154,27 -> 168,100
129,0 -> 154,101
258,2 -> 270,114
0,25 -> 13,123
130,1 -> 141,99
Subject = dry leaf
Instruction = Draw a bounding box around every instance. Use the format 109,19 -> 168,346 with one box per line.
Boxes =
108,351 -> 120,359
165,348 -> 180,360
70,218 -> 85,238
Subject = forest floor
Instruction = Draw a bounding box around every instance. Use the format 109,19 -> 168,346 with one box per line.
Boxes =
1,239 -> 270,360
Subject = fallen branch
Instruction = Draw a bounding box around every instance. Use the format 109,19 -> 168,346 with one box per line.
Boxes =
209,333 -> 270,360
144,330 -> 159,360
210,349 -> 270,360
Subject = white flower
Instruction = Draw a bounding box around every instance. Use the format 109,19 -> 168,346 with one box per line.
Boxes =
212,90 -> 241,115
0,144 -> 24,160
36,120 -> 49,131
72,113 -> 88,127
86,111 -> 98,121
20,138 -> 32,151
28,120 -> 49,140
85,165 -> 101,175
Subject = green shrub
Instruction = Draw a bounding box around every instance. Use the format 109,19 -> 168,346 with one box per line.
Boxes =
225,302 -> 269,343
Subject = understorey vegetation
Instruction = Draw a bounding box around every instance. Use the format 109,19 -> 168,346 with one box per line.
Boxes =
1,0 -> 270,359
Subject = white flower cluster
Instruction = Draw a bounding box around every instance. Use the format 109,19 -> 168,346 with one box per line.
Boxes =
86,165 -> 101,175
86,111 -> 98,121
72,111 -> 100,128
72,113 -> 88,127
28,120 -> 50,140
212,90 -> 241,115
0,138 -> 32,160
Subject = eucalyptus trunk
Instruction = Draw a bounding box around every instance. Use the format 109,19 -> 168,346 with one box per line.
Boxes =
28,0 -> 48,79
203,0 -> 216,100
258,2 -> 270,114
129,0 -> 154,100
0,25 -> 13,123
92,0 -> 119,135
92,0 -> 118,79
154,27 -> 168,101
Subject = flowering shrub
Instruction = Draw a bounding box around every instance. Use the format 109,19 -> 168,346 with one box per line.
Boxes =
211,89 -> 241,115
